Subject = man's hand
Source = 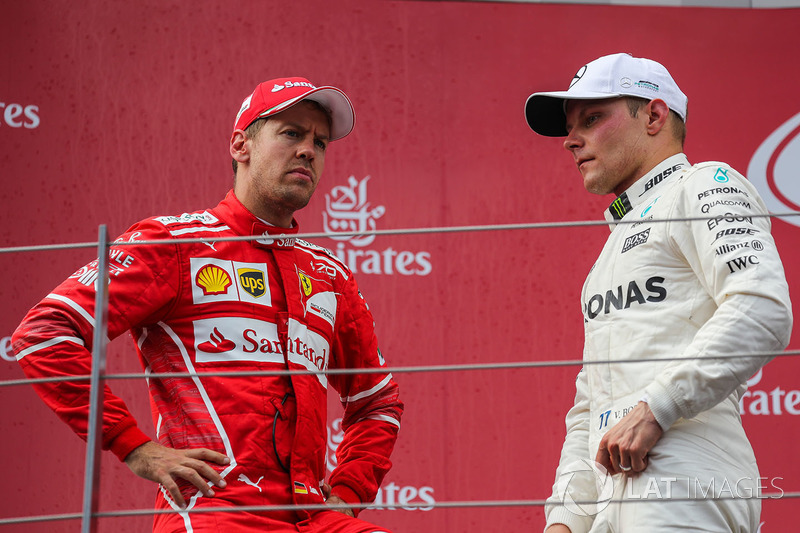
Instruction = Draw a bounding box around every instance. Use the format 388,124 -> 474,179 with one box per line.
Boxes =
595,402 -> 663,475
124,441 -> 230,508
322,483 -> 355,517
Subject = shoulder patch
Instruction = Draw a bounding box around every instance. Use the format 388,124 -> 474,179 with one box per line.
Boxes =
154,211 -> 219,226
295,239 -> 351,280
296,239 -> 348,269
690,161 -> 728,172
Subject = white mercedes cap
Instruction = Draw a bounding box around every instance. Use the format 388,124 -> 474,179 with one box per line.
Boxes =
524,53 -> 688,137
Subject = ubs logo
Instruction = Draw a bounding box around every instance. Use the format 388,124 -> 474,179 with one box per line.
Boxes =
748,111 -> 800,228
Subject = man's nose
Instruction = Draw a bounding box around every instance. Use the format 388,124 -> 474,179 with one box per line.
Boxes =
297,136 -> 315,159
563,129 -> 582,152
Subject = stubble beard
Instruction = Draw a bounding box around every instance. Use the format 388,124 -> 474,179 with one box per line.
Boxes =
581,168 -> 615,196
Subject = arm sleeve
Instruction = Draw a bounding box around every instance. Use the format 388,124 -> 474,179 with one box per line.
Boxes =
544,367 -> 595,533
327,277 -> 403,514
644,163 -> 793,430
11,220 -> 181,460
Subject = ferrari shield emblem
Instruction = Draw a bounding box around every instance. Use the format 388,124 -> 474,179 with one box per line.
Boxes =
299,272 -> 313,296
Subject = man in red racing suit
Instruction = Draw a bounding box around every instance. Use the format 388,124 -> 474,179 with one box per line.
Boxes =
12,77 -> 403,532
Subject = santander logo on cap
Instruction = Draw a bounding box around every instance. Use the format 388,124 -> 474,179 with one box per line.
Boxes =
271,80 -> 318,93
748,111 -> 800,228
233,77 -> 354,140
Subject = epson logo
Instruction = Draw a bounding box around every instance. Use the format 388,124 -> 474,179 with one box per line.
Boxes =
706,213 -> 753,231
584,276 -> 667,320
1,101 -> 39,129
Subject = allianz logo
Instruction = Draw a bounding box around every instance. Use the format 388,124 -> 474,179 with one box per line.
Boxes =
323,175 -> 432,276
740,368 -> 800,416
326,417 -> 435,510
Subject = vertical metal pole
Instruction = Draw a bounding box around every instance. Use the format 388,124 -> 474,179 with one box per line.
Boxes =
81,225 -> 110,533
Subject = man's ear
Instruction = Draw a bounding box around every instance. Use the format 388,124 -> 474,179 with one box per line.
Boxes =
230,130 -> 249,164
645,99 -> 670,136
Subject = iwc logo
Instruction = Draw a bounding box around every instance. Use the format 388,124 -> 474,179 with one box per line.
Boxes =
748,111 -> 800,228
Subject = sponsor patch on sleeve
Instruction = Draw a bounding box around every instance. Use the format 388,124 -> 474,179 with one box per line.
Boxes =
155,211 -> 219,226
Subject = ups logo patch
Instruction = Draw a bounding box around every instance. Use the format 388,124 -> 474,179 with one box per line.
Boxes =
238,268 -> 266,298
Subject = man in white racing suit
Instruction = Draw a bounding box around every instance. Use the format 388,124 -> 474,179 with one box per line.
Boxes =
524,53 -> 792,532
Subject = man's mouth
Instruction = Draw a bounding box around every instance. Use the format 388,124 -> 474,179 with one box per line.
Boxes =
289,167 -> 312,179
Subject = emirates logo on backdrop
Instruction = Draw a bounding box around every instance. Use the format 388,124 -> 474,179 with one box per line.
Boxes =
326,417 -> 437,511
321,175 -> 432,276
1,100 -> 39,129
748,111 -> 800,227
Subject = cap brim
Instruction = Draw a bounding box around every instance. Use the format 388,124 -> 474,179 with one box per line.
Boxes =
524,91 -> 622,137
302,87 -> 355,141
252,86 -> 355,141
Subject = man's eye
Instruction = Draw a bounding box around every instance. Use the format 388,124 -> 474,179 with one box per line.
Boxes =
586,115 -> 599,126
315,140 -> 327,150
284,130 -> 299,137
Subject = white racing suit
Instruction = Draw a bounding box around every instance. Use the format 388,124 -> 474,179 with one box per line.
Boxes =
545,154 -> 793,532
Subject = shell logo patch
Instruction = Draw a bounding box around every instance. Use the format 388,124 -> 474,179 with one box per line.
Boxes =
238,268 -> 266,298
299,272 -> 313,296
195,265 -> 232,295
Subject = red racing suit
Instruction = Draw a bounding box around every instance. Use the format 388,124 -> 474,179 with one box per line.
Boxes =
12,191 -> 403,531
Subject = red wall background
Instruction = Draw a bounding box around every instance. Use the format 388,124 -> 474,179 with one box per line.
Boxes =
2,1 -> 799,531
